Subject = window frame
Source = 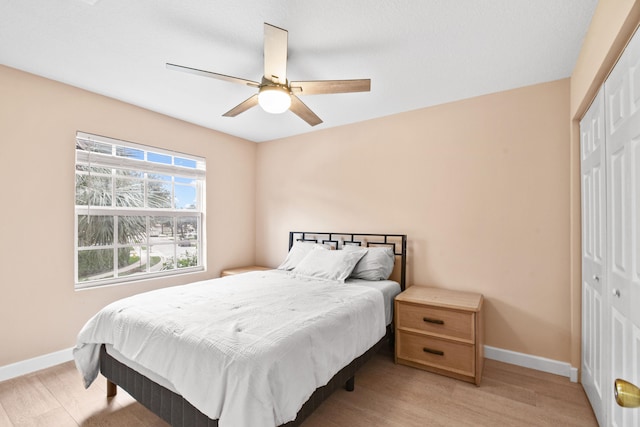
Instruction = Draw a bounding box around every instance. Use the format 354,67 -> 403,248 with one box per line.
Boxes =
74,131 -> 206,289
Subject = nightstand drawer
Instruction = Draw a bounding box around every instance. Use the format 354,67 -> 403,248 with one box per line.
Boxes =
396,302 -> 474,342
396,330 -> 474,376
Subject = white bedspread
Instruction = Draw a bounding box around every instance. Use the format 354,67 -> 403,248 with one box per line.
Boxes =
73,270 -> 386,427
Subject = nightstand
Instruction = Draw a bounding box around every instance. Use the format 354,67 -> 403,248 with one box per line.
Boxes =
394,286 -> 484,385
220,265 -> 271,277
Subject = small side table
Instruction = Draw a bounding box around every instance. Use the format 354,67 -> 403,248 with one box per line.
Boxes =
394,286 -> 484,385
220,265 -> 271,277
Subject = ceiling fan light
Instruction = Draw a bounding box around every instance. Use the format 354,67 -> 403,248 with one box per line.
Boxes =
258,86 -> 291,114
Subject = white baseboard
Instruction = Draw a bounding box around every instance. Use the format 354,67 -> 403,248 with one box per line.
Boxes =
485,345 -> 579,383
0,348 -> 74,382
1,345 -> 581,384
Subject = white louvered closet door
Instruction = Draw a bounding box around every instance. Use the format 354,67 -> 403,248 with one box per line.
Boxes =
581,86 -> 607,427
605,28 -> 640,427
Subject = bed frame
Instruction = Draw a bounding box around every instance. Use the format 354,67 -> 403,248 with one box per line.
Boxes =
100,231 -> 408,426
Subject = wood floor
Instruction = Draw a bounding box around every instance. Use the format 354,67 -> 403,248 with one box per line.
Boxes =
0,347 -> 597,427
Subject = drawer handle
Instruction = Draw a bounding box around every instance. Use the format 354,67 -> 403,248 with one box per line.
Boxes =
423,317 -> 444,325
423,347 -> 444,356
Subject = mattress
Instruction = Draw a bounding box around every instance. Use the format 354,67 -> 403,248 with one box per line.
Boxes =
346,277 -> 401,325
74,270 -> 394,427
103,273 -> 401,396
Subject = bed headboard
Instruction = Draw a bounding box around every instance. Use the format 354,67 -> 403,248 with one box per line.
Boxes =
289,231 -> 408,290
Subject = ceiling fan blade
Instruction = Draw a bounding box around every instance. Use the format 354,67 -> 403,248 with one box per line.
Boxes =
264,23 -> 288,84
290,79 -> 371,95
222,94 -> 259,117
166,63 -> 260,87
289,95 -> 322,126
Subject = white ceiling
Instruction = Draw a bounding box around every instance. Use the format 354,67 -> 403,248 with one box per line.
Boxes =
1,0 -> 598,142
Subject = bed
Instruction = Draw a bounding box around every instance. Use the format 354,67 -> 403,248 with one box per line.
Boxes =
74,231 -> 407,427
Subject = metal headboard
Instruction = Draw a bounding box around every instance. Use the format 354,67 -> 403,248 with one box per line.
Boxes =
288,231 -> 408,290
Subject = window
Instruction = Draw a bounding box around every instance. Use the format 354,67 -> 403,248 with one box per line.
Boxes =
74,132 -> 205,289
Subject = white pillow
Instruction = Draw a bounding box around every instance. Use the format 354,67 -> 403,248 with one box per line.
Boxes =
292,246 -> 367,282
343,245 -> 395,281
277,241 -> 331,271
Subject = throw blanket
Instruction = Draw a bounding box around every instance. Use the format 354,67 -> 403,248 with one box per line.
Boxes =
74,270 -> 386,427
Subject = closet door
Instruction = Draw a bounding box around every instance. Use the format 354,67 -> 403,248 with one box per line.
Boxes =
581,86 -> 607,426
605,28 -> 640,427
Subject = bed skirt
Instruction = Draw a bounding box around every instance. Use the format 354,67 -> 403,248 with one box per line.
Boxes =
99,326 -> 392,427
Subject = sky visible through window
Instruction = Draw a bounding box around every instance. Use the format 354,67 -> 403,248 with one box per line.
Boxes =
116,145 -> 199,209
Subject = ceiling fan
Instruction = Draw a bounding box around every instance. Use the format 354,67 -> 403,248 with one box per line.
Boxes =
166,23 -> 371,126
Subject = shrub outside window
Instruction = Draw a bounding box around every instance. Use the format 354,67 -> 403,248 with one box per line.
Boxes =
74,132 -> 205,289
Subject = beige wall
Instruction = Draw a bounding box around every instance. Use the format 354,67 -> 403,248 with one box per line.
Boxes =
568,1 -> 640,369
4,0 -> 639,372
256,79 -> 572,362
0,65 -> 256,366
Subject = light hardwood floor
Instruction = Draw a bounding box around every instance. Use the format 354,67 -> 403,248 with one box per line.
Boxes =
0,347 -> 597,427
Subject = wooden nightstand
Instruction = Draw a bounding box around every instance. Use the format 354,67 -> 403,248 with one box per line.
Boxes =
220,265 -> 271,277
394,286 -> 484,385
